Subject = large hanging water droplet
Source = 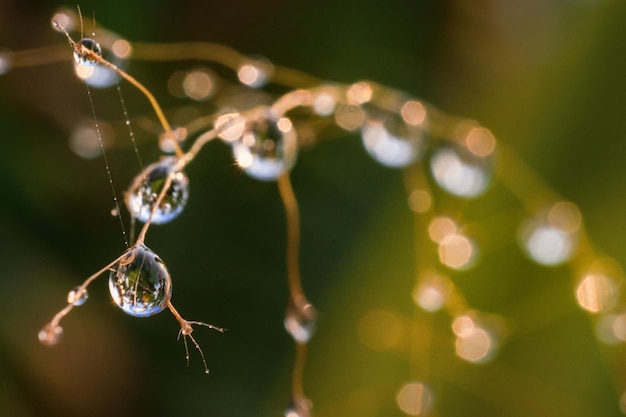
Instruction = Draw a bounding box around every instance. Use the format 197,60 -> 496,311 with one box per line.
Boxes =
125,157 -> 189,224
232,116 -> 298,181
284,297 -> 317,343
108,244 -> 172,317
361,104 -> 425,168
73,38 -> 102,66
38,323 -> 63,346
74,38 -> 130,88
67,286 -> 88,306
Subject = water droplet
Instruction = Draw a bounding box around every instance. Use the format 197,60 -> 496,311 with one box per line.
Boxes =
108,244 -> 172,317
519,205 -> 579,266
73,38 -> 102,66
361,105 -> 425,168
126,157 -> 189,224
38,323 -> 63,346
396,381 -> 434,416
74,38 -> 129,88
284,297 -> 317,343
430,145 -> 492,198
232,116 -> 298,181
67,286 -> 88,306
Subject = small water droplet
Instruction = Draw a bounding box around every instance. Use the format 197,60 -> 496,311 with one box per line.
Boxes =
108,244 -> 172,317
361,105 -> 425,168
126,157 -> 189,224
38,323 -> 63,346
232,116 -> 298,180
284,297 -> 317,343
67,286 -> 88,306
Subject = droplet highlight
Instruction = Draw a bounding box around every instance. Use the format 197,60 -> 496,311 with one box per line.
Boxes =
430,144 -> 492,198
108,244 -> 173,317
126,157 -> 189,224
67,286 -> 88,306
38,323 -> 63,346
285,297 -> 317,343
519,202 -> 580,266
361,105 -> 425,168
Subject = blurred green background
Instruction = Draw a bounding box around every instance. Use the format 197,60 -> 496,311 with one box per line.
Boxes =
2,0 -> 626,416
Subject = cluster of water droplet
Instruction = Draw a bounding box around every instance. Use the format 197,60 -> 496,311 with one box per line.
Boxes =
125,157 -> 189,224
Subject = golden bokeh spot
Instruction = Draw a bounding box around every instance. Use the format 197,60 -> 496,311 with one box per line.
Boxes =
548,201 -> 581,233
215,113 -> 245,142
183,70 -> 214,101
576,274 -> 617,313
400,100 -> 426,126
428,217 -> 457,244
465,127 -> 496,157
396,382 -> 434,416
346,81 -> 373,104
408,189 -> 432,214
112,39 -> 132,59
439,234 -> 474,270
335,104 -> 365,131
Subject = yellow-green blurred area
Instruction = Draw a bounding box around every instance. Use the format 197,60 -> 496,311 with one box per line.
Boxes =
2,0 -> 626,416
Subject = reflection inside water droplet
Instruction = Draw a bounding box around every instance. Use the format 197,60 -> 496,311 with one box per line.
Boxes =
232,116 -> 298,180
74,38 -> 129,88
108,244 -> 172,317
126,157 -> 189,224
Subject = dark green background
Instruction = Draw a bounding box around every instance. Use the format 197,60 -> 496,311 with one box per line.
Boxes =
1,1 -> 626,416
